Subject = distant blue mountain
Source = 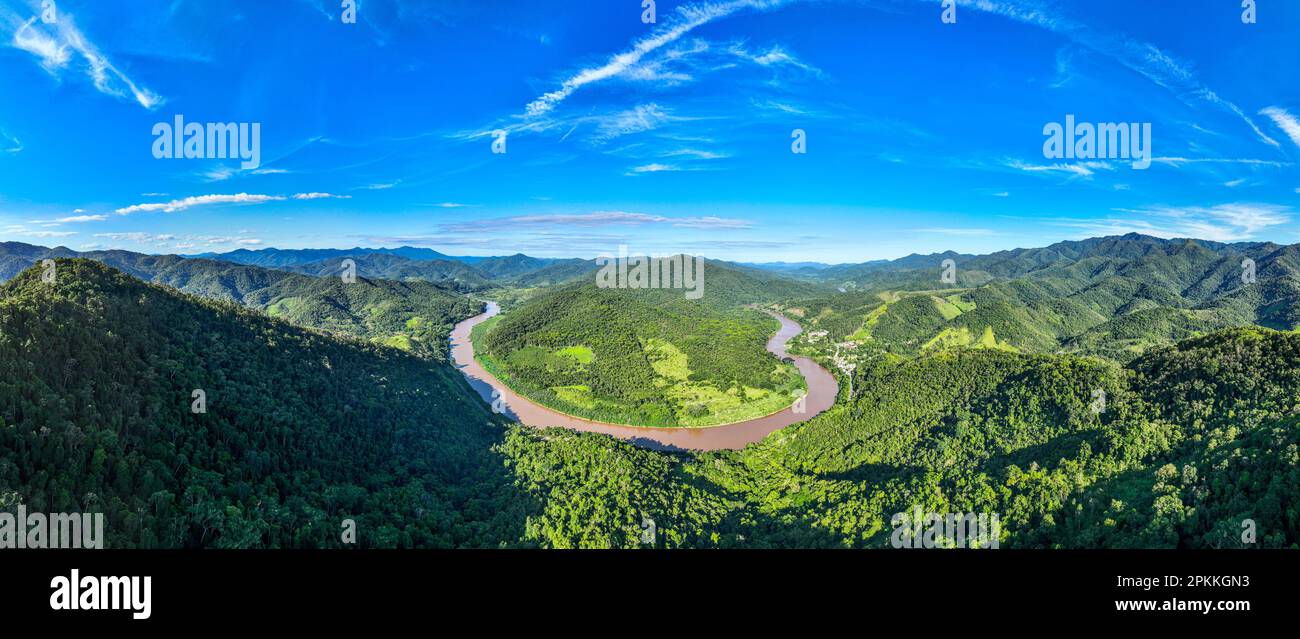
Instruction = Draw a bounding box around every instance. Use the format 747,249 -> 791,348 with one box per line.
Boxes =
188,246 -> 488,267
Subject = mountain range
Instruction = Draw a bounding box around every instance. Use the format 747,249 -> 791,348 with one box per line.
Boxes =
2,234 -> 1299,548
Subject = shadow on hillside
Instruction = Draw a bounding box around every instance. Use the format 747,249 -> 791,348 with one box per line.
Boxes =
980,430 -> 1099,476
813,462 -> 926,485
666,462 -> 876,549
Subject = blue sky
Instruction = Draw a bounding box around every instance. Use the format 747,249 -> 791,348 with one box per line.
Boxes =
0,0 -> 1297,263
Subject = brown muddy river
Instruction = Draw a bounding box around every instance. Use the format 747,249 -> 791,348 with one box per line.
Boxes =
449,301 -> 839,451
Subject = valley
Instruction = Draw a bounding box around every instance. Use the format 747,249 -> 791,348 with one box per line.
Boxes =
2,234 -> 1299,549
450,301 -> 838,450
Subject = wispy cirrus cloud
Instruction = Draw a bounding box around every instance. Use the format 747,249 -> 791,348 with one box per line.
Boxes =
3,225 -> 75,238
523,0 -> 793,118
0,128 -> 20,153
439,211 -> 753,233
1153,156 -> 1291,168
1259,107 -> 1300,150
939,0 -> 1278,149
592,104 -> 679,142
93,232 -> 176,243
727,41 -> 821,75
626,162 -> 693,175
2,2 -> 162,108
663,148 -> 731,160
1049,203 -> 1292,242
87,232 -> 265,249
1006,158 -> 1112,178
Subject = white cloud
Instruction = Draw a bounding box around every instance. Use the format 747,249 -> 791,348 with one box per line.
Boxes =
1154,156 -> 1290,168
931,0 -> 1277,150
1052,203 -> 1292,242
16,230 -> 76,238
0,129 -> 21,153
3,9 -> 161,109
440,211 -> 752,232
728,42 -> 820,75
523,0 -> 792,117
94,232 -> 176,243
751,99 -> 811,115
206,166 -> 292,181
663,148 -> 730,160
1006,159 -> 1112,178
292,192 -> 351,200
55,214 -> 107,223
627,163 -> 683,174
203,166 -> 236,182
593,104 -> 676,141
114,193 -> 286,215
1260,107 -> 1300,149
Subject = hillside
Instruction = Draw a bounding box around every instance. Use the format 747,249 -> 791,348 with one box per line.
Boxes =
2,259 -> 1297,549
501,326 -> 1300,549
0,244 -> 478,359
0,260 -> 528,548
477,261 -> 822,427
189,246 -> 464,268
783,234 -> 1300,361
285,254 -> 495,291
194,247 -> 579,288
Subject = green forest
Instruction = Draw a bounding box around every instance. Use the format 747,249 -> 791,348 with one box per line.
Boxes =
476,263 -> 812,427
1,234 -> 1298,549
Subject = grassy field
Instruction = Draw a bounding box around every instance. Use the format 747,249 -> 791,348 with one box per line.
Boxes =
472,310 -> 805,428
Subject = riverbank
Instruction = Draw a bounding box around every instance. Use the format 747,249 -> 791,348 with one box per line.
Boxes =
449,301 -> 838,451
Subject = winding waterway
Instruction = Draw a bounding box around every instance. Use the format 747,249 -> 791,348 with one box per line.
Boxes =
449,301 -> 839,451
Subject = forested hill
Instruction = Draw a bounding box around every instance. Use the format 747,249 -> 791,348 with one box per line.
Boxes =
500,326 -> 1300,548
283,254 -> 494,291
1,242 -> 595,292
0,245 -> 478,359
784,234 -> 1300,360
478,260 -> 823,427
2,260 -> 1297,549
0,259 -> 529,548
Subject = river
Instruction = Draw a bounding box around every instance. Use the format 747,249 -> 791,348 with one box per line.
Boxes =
448,301 -> 839,451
